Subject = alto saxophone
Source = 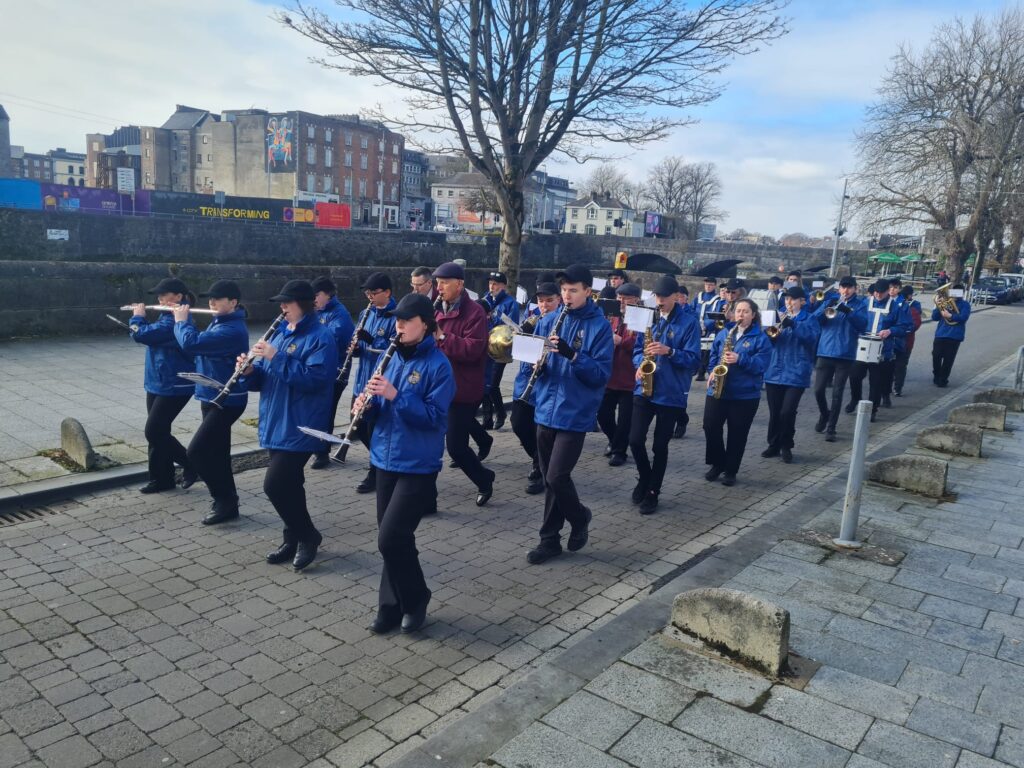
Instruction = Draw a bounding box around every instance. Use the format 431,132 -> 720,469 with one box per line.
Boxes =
710,325 -> 737,400
638,318 -> 662,398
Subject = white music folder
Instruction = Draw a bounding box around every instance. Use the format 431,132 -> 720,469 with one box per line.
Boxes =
512,334 -> 546,364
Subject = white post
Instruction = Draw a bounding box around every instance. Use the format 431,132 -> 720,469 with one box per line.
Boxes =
834,399 -> 872,548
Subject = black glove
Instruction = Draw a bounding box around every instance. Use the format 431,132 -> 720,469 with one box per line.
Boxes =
781,316 -> 794,329
836,303 -> 852,315
555,338 -> 576,360
357,328 -> 374,344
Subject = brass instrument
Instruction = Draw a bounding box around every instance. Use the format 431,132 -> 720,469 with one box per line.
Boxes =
520,313 -> 539,334
934,283 -> 959,325
338,301 -> 373,384
824,298 -> 846,320
121,304 -> 216,315
710,325 -> 737,400
517,304 -> 569,404
814,290 -> 826,302
487,324 -> 515,363
714,301 -> 734,330
638,316 -> 665,397
764,310 -> 787,340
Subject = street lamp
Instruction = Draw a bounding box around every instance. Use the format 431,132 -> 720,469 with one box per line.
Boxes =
829,178 -> 850,276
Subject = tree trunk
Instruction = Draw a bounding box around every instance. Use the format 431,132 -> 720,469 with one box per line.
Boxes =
945,230 -> 966,280
498,189 -> 526,289
1005,222 -> 1023,271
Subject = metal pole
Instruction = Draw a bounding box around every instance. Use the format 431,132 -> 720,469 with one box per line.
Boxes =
378,129 -> 385,232
834,399 -> 872,549
830,178 -> 848,277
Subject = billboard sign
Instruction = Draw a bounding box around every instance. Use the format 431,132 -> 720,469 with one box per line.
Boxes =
116,168 -> 135,195
314,202 -> 351,229
266,114 -> 296,173
39,184 -> 149,215
150,191 -> 310,223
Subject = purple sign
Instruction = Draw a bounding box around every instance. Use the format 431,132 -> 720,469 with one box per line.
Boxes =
38,184 -> 150,215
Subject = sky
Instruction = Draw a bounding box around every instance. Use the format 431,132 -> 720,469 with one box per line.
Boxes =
0,0 -> 1011,238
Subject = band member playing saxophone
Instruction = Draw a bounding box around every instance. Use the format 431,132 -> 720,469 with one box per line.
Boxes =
311,277 -> 355,470
526,264 -> 613,564
628,276 -> 701,514
237,280 -> 338,571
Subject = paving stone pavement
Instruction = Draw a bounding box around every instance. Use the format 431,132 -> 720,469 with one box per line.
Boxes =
0,310 -> 1018,768
439,364 -> 1024,768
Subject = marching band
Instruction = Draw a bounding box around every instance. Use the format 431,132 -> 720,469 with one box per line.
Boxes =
120,267 -> 971,632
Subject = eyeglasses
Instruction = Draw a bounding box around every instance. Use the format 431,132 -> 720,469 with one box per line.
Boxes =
364,289 -> 386,297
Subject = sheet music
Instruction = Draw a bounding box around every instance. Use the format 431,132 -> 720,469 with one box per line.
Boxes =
641,290 -> 658,309
500,313 -> 523,333
624,304 -> 656,333
516,285 -> 528,304
466,289 -> 479,301
512,334 -> 546,364
760,309 -> 777,328
592,277 -> 607,292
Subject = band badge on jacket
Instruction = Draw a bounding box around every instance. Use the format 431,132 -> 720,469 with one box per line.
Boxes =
408,370 -> 421,385
377,327 -> 386,336
130,325 -> 139,332
573,330 -> 585,350
287,343 -> 297,354
742,340 -> 751,349
320,317 -> 326,324
668,330 -> 675,340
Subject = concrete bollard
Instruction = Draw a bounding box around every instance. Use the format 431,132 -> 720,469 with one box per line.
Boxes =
671,588 -> 790,676
948,403 -> 1007,431
60,418 -> 97,470
867,455 -> 948,498
916,424 -> 983,457
973,388 -> 1023,413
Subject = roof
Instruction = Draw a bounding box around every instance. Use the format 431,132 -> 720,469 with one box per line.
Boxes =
0,104 -> 8,121
160,105 -> 211,131
567,191 -> 629,210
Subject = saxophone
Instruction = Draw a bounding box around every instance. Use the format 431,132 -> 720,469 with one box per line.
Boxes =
638,318 -> 661,398
710,325 -> 737,400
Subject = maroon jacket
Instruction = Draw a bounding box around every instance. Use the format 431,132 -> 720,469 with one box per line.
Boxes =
607,316 -> 638,392
436,290 -> 488,404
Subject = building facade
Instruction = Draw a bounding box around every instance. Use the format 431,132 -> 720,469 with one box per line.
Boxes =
87,126 -> 141,190
401,149 -> 429,229
562,191 -> 634,236
527,170 -> 574,232
0,104 -> 11,179
430,171 -> 504,229
47,148 -> 86,187
11,147 -> 53,183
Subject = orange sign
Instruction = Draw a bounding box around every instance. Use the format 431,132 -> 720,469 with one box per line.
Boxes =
614,251 -> 628,269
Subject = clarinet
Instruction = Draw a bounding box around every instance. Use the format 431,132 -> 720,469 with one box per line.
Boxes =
337,301 -> 372,384
517,303 -> 569,404
331,333 -> 402,464
210,313 -> 285,408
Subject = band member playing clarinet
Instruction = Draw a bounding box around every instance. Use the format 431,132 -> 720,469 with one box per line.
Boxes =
237,280 -> 338,571
360,294 -> 456,635
311,277 -> 355,470
433,262 -> 496,506
762,287 -> 820,464
172,280 -> 250,524
129,277 -> 198,495
629,276 -> 701,514
704,298 -> 772,487
527,264 -> 613,564
597,282 -> 641,467
511,279 -> 561,495
351,273 -> 397,493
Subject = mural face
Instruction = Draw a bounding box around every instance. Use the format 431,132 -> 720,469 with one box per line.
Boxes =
266,116 -> 295,173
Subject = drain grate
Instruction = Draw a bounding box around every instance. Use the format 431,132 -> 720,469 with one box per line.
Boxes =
0,507 -> 54,527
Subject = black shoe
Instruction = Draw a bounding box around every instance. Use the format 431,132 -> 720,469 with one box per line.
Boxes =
672,423 -> 686,439
311,454 -> 331,470
482,416 -> 495,431
266,541 -> 297,565
567,507 -> 591,552
494,411 -> 507,431
477,434 -> 494,461
937,380 -> 948,388
695,374 -> 706,382
721,474 -> 737,487
882,396 -> 892,408
476,485 -> 493,507
356,471 -> 376,494
179,468 -> 199,490
814,416 -> 828,433
761,447 -> 780,458
449,459 -> 460,468
639,491 -> 659,515
825,430 -> 836,443
369,610 -> 402,634
894,389 -> 903,397
526,545 -> 562,564
870,410 -> 877,423
626,481 -> 643,505
780,448 -> 793,464
202,499 -> 239,526
608,453 -> 627,467
139,481 -> 175,495
844,402 -> 857,414
401,592 -> 431,633
293,536 -> 322,571
704,466 -> 723,482
604,442 -> 614,457
526,477 -> 545,495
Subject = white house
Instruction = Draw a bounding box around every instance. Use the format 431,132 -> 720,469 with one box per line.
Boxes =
562,191 -> 635,236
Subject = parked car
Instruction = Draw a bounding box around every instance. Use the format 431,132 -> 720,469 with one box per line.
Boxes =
433,222 -> 464,233
971,278 -> 1012,305
999,273 -> 1024,302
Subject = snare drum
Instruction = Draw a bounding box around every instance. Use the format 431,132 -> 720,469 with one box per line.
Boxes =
701,336 -> 713,352
856,334 -> 884,364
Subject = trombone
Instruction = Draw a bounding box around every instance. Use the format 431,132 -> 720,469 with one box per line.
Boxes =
121,304 -> 217,315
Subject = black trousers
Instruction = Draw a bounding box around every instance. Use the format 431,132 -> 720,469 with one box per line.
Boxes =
186,403 -> 243,502
629,397 -> 682,494
447,401 -> 491,490
536,426 -> 587,547
848,361 -> 867,403
932,338 -> 961,384
703,396 -> 759,476
698,346 -> 711,378
510,400 -> 541,477
145,393 -> 193,486
867,360 -> 894,410
813,358 -> 852,431
376,469 -> 435,617
486,363 -> 508,420
264,450 -> 319,544
315,381 -> 347,459
765,384 -> 804,450
893,347 -> 912,393
597,389 -> 634,456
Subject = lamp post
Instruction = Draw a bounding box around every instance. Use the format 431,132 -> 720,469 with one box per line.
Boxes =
829,178 -> 849,276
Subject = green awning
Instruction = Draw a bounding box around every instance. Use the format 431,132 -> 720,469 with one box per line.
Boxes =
869,252 -> 903,263
901,253 -> 922,262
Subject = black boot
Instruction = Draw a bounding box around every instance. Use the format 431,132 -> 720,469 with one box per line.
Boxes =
203,497 -> 239,525
266,540 -> 297,564
293,533 -> 323,571
356,467 -> 376,494
492,394 -> 507,431
311,453 -> 331,470
480,397 -> 494,431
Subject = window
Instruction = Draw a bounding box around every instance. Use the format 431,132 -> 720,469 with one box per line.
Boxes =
67,164 -> 74,173
360,136 -> 368,149
585,225 -> 597,235
393,143 -> 399,155
67,179 -> 74,186
78,178 -> 84,187
360,154 -> 367,170
92,141 -> 99,151
436,189 -> 443,197
344,177 -> 352,195
306,173 -> 316,191
307,124 -> 315,139
344,151 -> 352,167
606,210 -> 613,219
173,150 -> 178,161
78,166 -> 84,174
391,160 -> 398,174
390,183 -> 398,200
447,190 -> 454,197
196,153 -> 202,165
325,128 -> 332,142
586,207 -> 596,219
571,208 -> 578,219
359,179 -> 367,196
144,149 -> 150,158
202,135 -> 209,144
458,190 -> 465,197
323,175 -> 332,192
604,226 -> 612,234
344,132 -> 352,146
145,130 -> 150,140
172,173 -> 178,184
307,146 -> 316,164
145,172 -> 151,184
570,224 -> 578,233
325,148 -> 333,166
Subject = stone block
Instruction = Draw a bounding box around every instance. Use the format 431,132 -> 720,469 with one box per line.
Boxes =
915,424 -> 983,458
867,455 -> 948,498
973,388 -> 1023,412
60,417 -> 97,470
949,403 -> 1007,431
671,587 -> 790,676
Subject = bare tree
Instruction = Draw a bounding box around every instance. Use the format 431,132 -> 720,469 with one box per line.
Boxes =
583,164 -> 630,200
463,186 -> 500,216
680,161 -> 725,239
851,10 -> 1024,278
281,0 -> 786,285
647,156 -> 689,215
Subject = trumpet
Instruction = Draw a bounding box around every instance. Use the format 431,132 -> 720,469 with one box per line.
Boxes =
824,298 -> 848,320
764,310 -> 787,340
813,290 -> 826,302
121,304 -> 217,315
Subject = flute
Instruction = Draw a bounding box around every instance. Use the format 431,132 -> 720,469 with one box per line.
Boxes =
121,305 -> 217,315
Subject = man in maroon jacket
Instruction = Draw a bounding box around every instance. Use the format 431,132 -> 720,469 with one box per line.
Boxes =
433,262 -> 496,506
596,282 -> 641,466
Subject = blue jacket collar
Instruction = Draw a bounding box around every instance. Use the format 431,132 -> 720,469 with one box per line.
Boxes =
323,297 -> 342,313
370,297 -> 397,315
